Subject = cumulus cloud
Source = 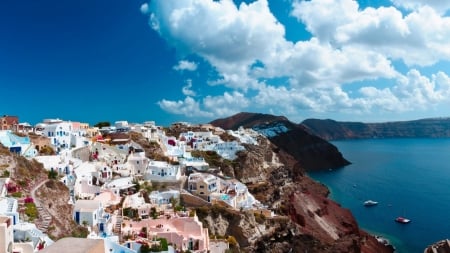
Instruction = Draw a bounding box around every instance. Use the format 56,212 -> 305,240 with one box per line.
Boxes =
182,79 -> 196,96
173,60 -> 198,71
157,91 -> 249,118
140,3 -> 149,14
391,0 -> 450,14
158,97 -> 212,117
291,0 -> 450,66
143,0 -> 450,121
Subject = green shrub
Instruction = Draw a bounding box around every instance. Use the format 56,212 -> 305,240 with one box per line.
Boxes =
11,192 -> 22,198
25,203 -> 38,221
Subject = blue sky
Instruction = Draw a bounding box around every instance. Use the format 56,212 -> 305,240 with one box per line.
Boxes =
2,0 -> 450,126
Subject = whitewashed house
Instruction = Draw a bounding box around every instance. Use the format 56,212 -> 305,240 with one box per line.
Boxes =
114,121 -> 130,132
40,119 -> 72,150
34,155 -> 72,176
126,151 -> 149,177
0,130 -> 38,157
149,190 -> 180,206
73,199 -> 104,227
211,141 -> 245,160
160,134 -> 184,158
228,127 -> 259,145
210,179 -> 260,210
145,161 -> 181,182
13,222 -> 54,251
0,197 -> 19,225
180,155 -> 209,171
122,192 -> 152,220
103,177 -> 135,196
73,162 -> 101,200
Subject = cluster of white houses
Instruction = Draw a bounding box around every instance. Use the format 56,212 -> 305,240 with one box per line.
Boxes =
0,117 -> 271,253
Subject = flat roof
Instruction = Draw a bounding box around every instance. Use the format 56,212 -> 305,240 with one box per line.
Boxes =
40,238 -> 104,253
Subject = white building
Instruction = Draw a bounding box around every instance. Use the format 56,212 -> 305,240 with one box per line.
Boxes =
149,190 -> 180,206
159,133 -> 184,159
0,216 -> 13,253
34,155 -> 72,176
13,222 -> 54,252
227,127 -> 259,145
40,120 -> 72,150
145,161 -> 181,182
73,200 -> 103,227
0,197 -> 19,225
73,162 -> 101,200
126,152 -> 149,177
38,119 -> 88,151
180,155 -> 209,171
211,141 -> 245,160
114,121 -> 130,132
122,192 -> 152,220
103,177 -> 135,196
0,130 -> 38,157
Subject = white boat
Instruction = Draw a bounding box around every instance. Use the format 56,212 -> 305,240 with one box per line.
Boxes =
363,200 -> 378,206
395,216 -> 411,224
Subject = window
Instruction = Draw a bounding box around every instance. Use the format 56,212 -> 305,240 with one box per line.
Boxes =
199,185 -> 204,189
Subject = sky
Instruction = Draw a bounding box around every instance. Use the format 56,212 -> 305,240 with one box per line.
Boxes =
2,0 -> 450,126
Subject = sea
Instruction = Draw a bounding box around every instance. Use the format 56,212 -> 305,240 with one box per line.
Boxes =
308,138 -> 450,253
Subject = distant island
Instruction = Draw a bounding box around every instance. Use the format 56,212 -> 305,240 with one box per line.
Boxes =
301,118 -> 450,140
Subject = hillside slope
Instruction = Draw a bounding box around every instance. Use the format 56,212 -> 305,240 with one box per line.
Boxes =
186,130 -> 393,253
211,112 -> 350,171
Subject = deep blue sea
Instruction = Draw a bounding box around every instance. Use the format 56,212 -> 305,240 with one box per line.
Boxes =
308,138 -> 450,253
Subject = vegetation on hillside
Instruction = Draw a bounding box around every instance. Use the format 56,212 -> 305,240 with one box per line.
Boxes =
191,150 -> 239,173
94,121 -> 111,128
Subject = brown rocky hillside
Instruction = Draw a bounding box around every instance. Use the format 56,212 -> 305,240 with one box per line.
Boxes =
34,180 -> 88,240
211,112 -> 350,171
185,131 -> 393,253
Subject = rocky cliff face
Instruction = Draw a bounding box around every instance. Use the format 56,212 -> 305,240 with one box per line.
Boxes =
211,112 -> 350,171
191,127 -> 393,253
302,118 -> 450,140
424,239 -> 450,253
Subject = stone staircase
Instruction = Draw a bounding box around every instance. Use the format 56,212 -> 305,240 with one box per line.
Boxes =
115,210 -> 122,234
35,203 -> 52,232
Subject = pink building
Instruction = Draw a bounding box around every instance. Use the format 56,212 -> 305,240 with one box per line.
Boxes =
122,213 -> 209,252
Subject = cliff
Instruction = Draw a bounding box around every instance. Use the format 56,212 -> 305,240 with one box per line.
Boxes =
189,134 -> 393,253
211,112 -> 350,171
424,239 -> 450,253
302,118 -> 450,140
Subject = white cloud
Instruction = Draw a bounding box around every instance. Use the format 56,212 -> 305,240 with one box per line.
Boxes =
203,91 -> 249,116
157,91 -> 249,118
140,3 -> 149,14
173,60 -> 198,71
158,97 -> 212,117
147,0 -> 288,89
182,79 -> 196,96
291,0 -> 450,66
144,0 -> 450,121
391,0 -> 450,14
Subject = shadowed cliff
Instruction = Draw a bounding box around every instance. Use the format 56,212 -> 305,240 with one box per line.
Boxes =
302,118 -> 450,140
210,112 -> 350,171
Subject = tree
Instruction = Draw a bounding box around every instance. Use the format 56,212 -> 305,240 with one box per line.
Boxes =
48,168 -> 58,179
94,122 -> 111,128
